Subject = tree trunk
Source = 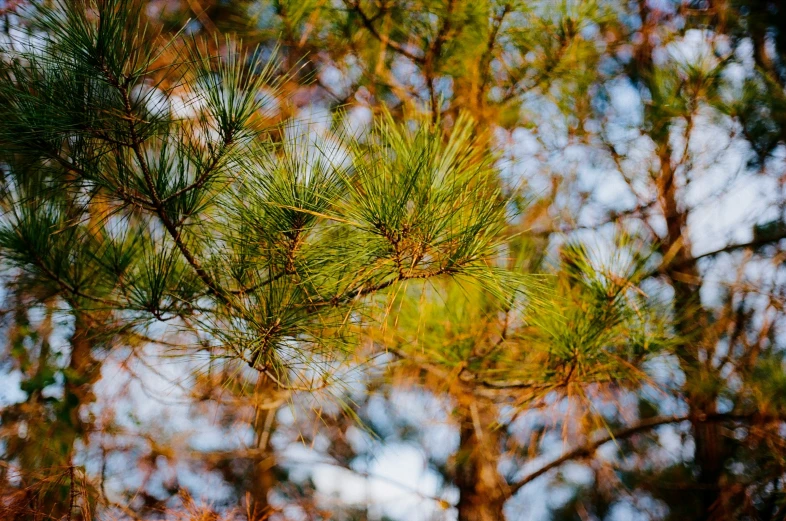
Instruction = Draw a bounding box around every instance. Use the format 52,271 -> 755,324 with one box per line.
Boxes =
6,309 -> 102,521
59,312 -> 102,521
63,313 -> 101,444
453,398 -> 506,521
656,145 -> 725,520
248,376 -> 280,519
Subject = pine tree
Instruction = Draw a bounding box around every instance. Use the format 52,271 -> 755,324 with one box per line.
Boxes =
0,0 -> 513,515
3,0 -> 786,520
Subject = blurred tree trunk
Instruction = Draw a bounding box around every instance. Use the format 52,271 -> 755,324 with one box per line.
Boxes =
3,306 -> 101,521
655,138 -> 726,519
633,0 -> 727,511
57,311 -> 101,521
63,312 -> 101,450
453,397 -> 506,521
249,376 -> 280,519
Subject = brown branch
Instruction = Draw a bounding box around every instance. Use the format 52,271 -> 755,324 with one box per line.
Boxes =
506,411 -> 786,497
185,0 -> 218,34
690,233 -> 786,263
475,378 -> 560,391
476,4 -> 511,111
343,0 -> 425,64
424,0 -> 456,120
645,231 -> 786,281
67,465 -> 75,521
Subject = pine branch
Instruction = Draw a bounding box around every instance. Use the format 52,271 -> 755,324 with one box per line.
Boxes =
159,136 -> 234,204
303,265 -> 456,310
101,65 -> 229,304
49,153 -> 154,212
20,235 -> 120,307
303,276 -> 400,309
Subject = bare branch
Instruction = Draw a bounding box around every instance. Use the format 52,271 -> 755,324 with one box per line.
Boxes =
343,0 -> 425,64
506,412 -> 786,497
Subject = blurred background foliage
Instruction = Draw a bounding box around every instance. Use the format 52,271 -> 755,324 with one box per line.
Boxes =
1,0 -> 786,520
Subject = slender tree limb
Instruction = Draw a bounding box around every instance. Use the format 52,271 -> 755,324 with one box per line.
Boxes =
690,233 -> 786,263
506,411 -> 786,497
343,0 -> 425,64
476,4 -> 511,112
423,0 -> 456,120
